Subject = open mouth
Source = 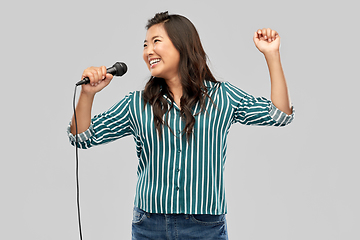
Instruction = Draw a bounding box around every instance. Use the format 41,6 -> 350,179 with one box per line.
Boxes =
149,58 -> 161,68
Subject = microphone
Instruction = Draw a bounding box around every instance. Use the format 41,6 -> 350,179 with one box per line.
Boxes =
76,62 -> 127,86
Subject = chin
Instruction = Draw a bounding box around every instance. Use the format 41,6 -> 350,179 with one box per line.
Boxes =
150,71 -> 162,79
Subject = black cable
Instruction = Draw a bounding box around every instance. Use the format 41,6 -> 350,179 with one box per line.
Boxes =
73,85 -> 83,240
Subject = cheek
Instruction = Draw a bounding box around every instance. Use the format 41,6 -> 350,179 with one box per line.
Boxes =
153,43 -> 165,55
171,51 -> 180,68
165,44 -> 180,65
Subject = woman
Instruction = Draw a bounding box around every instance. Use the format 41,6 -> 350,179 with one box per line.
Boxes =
68,11 -> 294,240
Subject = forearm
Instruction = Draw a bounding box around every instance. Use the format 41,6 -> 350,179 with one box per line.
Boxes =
70,92 -> 95,135
264,51 -> 292,115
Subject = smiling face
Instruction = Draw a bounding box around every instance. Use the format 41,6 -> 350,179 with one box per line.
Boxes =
143,24 -> 180,82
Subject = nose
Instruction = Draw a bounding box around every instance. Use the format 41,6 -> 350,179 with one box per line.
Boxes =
145,44 -> 154,57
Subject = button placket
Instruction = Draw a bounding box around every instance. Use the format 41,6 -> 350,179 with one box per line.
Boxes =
172,109 -> 182,201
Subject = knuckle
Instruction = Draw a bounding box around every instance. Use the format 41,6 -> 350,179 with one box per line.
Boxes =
86,72 -> 94,79
102,66 -> 107,74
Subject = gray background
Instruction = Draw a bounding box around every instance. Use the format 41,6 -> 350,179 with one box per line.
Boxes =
1,0 -> 359,239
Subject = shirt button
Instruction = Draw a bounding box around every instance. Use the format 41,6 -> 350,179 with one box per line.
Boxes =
176,168 -> 180,172
176,186 -> 179,190
178,149 -> 181,153
177,130 -> 181,134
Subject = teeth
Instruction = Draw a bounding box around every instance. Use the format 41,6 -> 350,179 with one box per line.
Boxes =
150,59 -> 161,65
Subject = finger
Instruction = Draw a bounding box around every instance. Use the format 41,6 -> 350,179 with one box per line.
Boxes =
97,67 -> 104,83
257,29 -> 262,36
256,29 -> 263,40
96,73 -> 113,89
254,31 -> 259,41
86,71 -> 95,85
275,31 -> 279,40
89,68 -> 99,85
104,73 -> 113,81
89,72 -> 98,86
101,66 -> 107,80
253,31 -> 260,46
86,67 -> 98,85
262,28 -> 267,40
88,67 -> 97,80
88,70 -> 96,86
267,28 -> 271,37
82,67 -> 93,81
265,28 -> 272,42
82,67 -> 102,87
271,29 -> 276,40
94,67 -> 104,86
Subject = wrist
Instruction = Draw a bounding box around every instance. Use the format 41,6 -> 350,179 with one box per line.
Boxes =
79,91 -> 96,104
80,89 -> 96,99
263,49 -> 280,56
263,49 -> 280,57
263,50 -> 280,59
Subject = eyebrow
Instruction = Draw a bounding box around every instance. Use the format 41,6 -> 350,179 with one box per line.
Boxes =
144,35 -> 163,43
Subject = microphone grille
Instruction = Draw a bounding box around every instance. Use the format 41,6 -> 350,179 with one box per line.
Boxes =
113,62 -> 127,76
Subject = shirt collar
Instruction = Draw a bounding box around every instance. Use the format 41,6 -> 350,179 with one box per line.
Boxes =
203,80 -> 218,91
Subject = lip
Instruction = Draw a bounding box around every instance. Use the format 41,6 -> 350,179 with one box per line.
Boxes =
149,58 -> 161,68
150,62 -> 159,69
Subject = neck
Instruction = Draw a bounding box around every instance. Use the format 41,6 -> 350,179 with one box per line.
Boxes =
165,76 -> 182,108
165,76 -> 182,98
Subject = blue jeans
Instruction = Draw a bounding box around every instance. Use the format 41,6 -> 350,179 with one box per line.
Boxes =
132,206 -> 228,240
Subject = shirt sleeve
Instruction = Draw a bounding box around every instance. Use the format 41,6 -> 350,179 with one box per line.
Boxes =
223,81 -> 294,126
67,92 -> 134,149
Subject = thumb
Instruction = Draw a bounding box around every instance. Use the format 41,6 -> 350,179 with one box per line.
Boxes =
100,73 -> 113,87
104,73 -> 114,81
253,31 -> 260,44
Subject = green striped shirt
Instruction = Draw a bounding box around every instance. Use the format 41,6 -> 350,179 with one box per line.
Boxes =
67,81 -> 294,215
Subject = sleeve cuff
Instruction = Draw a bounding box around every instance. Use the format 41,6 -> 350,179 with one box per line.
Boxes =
269,103 -> 295,126
67,121 -> 95,144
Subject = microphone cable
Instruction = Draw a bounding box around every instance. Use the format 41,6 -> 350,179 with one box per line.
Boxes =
73,85 -> 83,240
71,62 -> 126,240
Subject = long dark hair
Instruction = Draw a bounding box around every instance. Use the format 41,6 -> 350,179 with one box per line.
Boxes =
143,11 -> 218,140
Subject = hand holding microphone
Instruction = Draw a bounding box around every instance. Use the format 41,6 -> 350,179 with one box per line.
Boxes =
77,62 -> 127,95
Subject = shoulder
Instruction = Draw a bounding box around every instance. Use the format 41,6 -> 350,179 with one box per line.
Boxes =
221,81 -> 249,96
204,80 -> 242,91
203,79 -> 222,92
122,90 -> 144,108
123,90 -> 144,101
203,80 -> 248,100
109,90 -> 141,112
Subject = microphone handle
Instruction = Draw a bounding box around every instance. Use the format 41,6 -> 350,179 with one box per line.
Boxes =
75,67 -> 117,86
